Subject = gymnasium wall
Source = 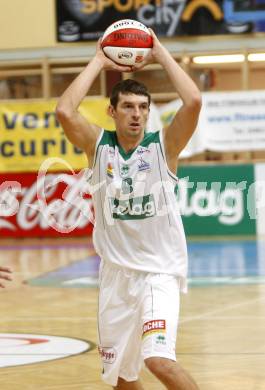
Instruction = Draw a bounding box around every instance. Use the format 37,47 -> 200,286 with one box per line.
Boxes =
0,1 -> 265,239
0,0 -> 56,50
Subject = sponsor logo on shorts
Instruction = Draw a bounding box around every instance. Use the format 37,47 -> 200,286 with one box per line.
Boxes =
156,334 -> 167,345
98,346 -> 117,364
142,319 -> 166,338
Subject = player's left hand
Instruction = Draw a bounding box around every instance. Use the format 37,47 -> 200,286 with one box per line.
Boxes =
0,266 -> 13,288
131,29 -> 168,71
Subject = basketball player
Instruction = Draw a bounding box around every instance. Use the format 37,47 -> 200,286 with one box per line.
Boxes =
0,266 -> 12,288
56,30 -> 201,390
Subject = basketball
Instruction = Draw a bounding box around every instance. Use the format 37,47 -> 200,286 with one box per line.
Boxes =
101,19 -> 153,66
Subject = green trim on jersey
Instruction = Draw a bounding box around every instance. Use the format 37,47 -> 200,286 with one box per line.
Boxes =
93,130 -> 114,167
98,130 -> 117,147
140,131 -> 160,147
96,129 -> 160,161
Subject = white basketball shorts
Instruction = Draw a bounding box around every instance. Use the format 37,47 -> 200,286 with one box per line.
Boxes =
97,260 -> 180,386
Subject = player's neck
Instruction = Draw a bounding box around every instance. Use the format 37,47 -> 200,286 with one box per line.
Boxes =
116,131 -> 144,153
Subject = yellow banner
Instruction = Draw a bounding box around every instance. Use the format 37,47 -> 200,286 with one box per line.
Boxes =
0,98 -> 115,173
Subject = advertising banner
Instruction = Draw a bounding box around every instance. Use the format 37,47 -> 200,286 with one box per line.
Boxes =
0,165 -> 258,237
0,171 -> 93,237
159,99 -> 204,159
177,164 -> 256,236
200,90 -> 265,152
160,90 -> 265,157
0,99 -> 161,173
0,99 -> 110,172
0,99 -> 110,173
1,97 -> 178,171
2,92 -> 265,173
253,163 -> 265,236
56,0 -> 265,42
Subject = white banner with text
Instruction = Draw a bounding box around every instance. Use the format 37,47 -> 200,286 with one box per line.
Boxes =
159,90 -> 265,157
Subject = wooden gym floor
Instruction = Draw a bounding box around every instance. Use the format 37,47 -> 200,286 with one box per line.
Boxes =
0,237 -> 264,390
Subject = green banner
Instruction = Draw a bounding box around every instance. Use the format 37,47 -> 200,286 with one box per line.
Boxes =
177,164 -> 256,236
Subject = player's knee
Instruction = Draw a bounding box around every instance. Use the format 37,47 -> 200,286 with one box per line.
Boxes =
113,377 -> 139,389
145,357 -> 174,378
114,377 -> 127,388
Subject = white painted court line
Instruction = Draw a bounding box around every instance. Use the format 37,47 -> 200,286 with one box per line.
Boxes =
180,295 -> 265,324
0,317 -> 97,322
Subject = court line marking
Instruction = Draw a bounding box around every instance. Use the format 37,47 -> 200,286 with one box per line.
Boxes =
180,295 -> 265,324
0,243 -> 93,251
1,311 -> 265,322
178,352 -> 265,355
40,385 -> 99,390
1,314 -> 265,321
10,272 -> 98,275
0,317 -> 97,321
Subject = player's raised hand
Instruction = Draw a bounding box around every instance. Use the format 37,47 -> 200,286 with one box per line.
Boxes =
95,38 -> 132,73
131,29 -> 169,71
0,266 -> 13,288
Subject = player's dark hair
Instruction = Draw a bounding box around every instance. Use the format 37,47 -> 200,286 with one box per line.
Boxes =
110,79 -> 151,108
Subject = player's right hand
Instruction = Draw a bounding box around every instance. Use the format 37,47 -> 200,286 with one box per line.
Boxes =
131,29 -> 169,72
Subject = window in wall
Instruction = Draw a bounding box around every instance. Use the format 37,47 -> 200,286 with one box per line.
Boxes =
0,76 -> 42,99
51,73 -> 102,97
136,68 -> 174,94
212,68 -> 242,91
249,66 -> 265,89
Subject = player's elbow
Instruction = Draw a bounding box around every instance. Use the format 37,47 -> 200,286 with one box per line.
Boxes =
189,91 -> 202,112
55,104 -> 72,124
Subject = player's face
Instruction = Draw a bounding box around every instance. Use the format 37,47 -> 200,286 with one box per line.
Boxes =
111,93 -> 150,138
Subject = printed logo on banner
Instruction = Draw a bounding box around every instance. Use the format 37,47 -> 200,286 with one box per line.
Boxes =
0,333 -> 94,368
177,164 -> 256,236
0,99 -> 112,173
0,171 -> 94,237
56,0 -> 265,40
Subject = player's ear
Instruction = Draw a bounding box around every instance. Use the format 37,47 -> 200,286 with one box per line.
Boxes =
107,105 -> 115,118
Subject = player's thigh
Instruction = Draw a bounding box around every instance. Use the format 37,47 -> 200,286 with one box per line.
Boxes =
142,274 -> 180,360
98,264 -> 145,386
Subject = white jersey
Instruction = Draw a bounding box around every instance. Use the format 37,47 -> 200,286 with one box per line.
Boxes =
89,129 -> 188,292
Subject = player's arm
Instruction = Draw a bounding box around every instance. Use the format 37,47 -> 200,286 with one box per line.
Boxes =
133,30 -> 202,173
0,266 -> 12,288
56,40 -> 131,167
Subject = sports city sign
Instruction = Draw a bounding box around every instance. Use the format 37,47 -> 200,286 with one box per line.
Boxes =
56,0 -> 265,41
